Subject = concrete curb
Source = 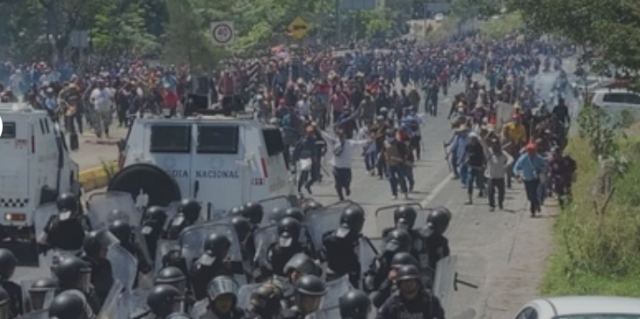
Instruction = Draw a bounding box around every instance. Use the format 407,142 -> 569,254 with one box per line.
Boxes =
78,162 -> 119,192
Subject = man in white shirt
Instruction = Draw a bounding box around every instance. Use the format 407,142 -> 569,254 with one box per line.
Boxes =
320,128 -> 371,201
89,79 -> 115,138
296,95 -> 310,119
485,138 -> 514,211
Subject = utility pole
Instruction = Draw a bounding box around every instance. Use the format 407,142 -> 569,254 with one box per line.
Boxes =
336,0 -> 342,44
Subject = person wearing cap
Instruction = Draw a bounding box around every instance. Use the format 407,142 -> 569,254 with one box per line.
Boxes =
513,143 -> 547,217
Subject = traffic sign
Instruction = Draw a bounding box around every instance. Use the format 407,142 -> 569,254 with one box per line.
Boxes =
287,17 -> 310,39
211,21 -> 235,46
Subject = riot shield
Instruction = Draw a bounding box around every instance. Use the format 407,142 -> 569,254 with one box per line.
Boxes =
34,203 -> 57,240
119,288 -> 150,315
253,224 -> 278,269
97,280 -> 125,319
106,244 -> 139,291
306,201 -> 359,251
236,283 -> 262,310
320,275 -> 352,314
257,196 -> 294,225
164,201 -> 181,229
178,222 -> 246,285
17,310 -> 47,319
190,300 -> 209,318
374,202 -> 425,237
358,237 -> 378,284
87,191 -> 140,230
154,240 -> 180,274
432,255 -> 458,314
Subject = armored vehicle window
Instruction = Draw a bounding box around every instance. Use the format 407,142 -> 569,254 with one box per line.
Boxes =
0,122 -> 16,139
197,125 -> 239,154
262,128 -> 284,156
150,125 -> 191,153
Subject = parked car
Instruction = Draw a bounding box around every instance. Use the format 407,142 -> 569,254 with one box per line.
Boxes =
513,296 -> 640,319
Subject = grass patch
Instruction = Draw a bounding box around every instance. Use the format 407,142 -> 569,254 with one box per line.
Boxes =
541,117 -> 640,297
478,12 -> 524,39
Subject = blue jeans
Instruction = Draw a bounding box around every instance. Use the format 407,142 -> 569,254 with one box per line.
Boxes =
387,165 -> 408,196
458,164 -> 469,186
364,151 -> 376,172
403,165 -> 415,190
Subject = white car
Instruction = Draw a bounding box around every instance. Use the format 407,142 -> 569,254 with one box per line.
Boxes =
514,296 -> 640,319
591,88 -> 640,119
435,13 -> 445,21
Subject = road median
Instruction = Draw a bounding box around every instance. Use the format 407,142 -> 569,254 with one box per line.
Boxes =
79,161 -> 118,192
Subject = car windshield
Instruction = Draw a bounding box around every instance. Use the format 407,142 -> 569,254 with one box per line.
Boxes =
556,315 -> 640,319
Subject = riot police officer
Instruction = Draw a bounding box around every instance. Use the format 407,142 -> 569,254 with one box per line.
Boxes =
419,207 -> 452,272
38,192 -> 86,253
166,199 -> 201,240
80,229 -> 116,303
300,199 -> 322,215
48,289 -> 95,319
383,206 -> 428,272
267,207 -> 286,225
54,255 -> 102,313
267,218 -> 310,277
363,229 -> 412,293
26,278 -> 58,312
286,275 -> 326,319
142,206 -> 168,261
189,233 -> 244,300
376,265 -> 445,319
242,202 -> 264,229
0,249 -> 21,317
191,276 -> 245,319
109,219 -> 153,275
142,285 -> 185,319
339,290 -> 371,319
282,208 -> 304,223
279,253 -> 323,314
371,252 -> 420,308
155,267 -> 194,310
322,206 -> 365,286
231,216 -> 256,265
244,283 -> 284,319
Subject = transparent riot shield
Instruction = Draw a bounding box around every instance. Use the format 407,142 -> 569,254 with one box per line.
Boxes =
358,237 -> 378,285
253,224 -> 278,269
17,310 -> 47,319
374,202 -> 425,237
96,280 -> 125,319
190,299 -> 209,318
236,283 -> 262,310
432,255 -> 458,314
106,244 -> 139,291
165,200 -> 206,226
154,240 -> 180,274
321,275 -> 352,313
20,279 -> 55,313
119,288 -> 151,315
87,191 -> 140,230
257,196 -> 294,225
306,201 -> 359,251
178,222 -> 246,285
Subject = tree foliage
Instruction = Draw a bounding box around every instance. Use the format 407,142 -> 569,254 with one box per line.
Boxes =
506,0 -> 640,69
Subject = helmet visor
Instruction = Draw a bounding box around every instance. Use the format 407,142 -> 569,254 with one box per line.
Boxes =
296,293 -> 324,314
28,289 -> 56,311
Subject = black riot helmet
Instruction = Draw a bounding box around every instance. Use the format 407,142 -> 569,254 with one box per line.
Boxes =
231,216 -> 252,243
250,283 -> 283,315
108,219 -> 132,244
294,275 -> 327,315
393,205 -> 418,230
284,253 -> 322,280
383,229 -> 412,253
390,252 -> 419,268
269,207 -> 286,224
0,248 -> 17,280
177,198 -> 201,222
53,255 -> 91,292
283,207 -> 305,223
48,290 -> 93,319
277,217 -> 301,248
155,267 -> 187,294
83,229 -> 118,259
336,206 -> 365,239
56,192 -> 79,220
395,264 -> 420,281
207,276 -> 239,308
243,202 -> 264,226
0,286 -> 8,319
302,199 -> 323,214
143,206 -> 167,235
423,206 -> 452,236
204,232 -> 232,258
147,285 -> 185,317
28,277 -> 58,311
339,290 -> 371,319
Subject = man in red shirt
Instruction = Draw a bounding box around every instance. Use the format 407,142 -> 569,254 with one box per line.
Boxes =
161,87 -> 179,117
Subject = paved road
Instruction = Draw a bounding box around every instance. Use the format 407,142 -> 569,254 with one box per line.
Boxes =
13,77 -> 562,319
70,126 -> 127,170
